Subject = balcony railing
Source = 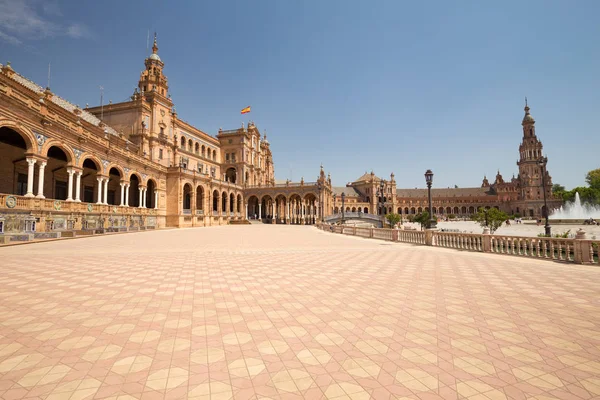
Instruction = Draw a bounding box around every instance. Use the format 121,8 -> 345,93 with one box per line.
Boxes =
0,193 -> 159,216
317,223 -> 599,265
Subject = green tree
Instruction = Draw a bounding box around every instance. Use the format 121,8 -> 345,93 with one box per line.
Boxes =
552,183 -> 565,193
471,207 -> 509,233
385,213 -> 401,228
413,211 -> 430,230
585,168 -> 600,190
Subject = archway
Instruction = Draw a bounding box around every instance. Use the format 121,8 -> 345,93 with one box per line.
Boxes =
461,206 -> 467,215
303,193 -> 317,224
107,167 -> 122,205
364,207 -> 369,213
221,191 -> 227,214
212,190 -> 219,213
183,183 -> 192,211
196,186 -> 204,212
81,158 -> 100,203
146,179 -> 157,208
129,174 -> 141,207
247,195 -> 259,219
0,127 -> 30,195
229,193 -> 234,213
453,207 -> 459,215
289,194 -> 302,224
45,146 -> 70,200
237,194 -> 242,213
468,206 -> 475,214
351,207 -> 356,212
261,195 -> 273,220
275,194 -> 287,223
334,207 -> 339,214
225,167 -> 237,184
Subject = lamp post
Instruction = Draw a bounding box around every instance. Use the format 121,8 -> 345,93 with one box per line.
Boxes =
333,193 -> 337,215
424,169 -> 436,229
538,156 -> 551,236
341,192 -> 346,224
317,180 -> 323,223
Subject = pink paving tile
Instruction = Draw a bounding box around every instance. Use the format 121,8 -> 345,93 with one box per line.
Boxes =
0,226 -> 599,399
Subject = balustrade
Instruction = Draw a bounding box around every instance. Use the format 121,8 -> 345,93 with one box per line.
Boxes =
315,223 -> 594,265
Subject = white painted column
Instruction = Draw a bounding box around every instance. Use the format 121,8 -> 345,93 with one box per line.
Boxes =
287,202 -> 290,221
258,203 -> 262,219
66,168 -> 74,201
119,183 -> 125,206
125,184 -> 130,206
25,158 -> 36,197
75,171 -> 82,202
96,177 -> 103,204
36,161 -> 47,198
245,203 -> 249,219
154,191 -> 158,209
138,187 -> 143,208
142,188 -> 147,208
103,177 -> 109,205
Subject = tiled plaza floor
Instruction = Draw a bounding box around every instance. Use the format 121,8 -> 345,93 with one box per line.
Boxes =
1,226 -> 600,400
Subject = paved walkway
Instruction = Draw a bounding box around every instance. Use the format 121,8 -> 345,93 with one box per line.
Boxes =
1,226 -> 599,400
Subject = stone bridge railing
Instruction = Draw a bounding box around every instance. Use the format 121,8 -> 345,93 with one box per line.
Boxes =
317,223 -> 600,265
324,212 -> 383,223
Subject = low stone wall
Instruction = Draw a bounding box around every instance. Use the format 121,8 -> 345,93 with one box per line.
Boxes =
317,223 -> 599,265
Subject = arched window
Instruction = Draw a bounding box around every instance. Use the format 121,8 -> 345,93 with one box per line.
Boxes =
180,136 -> 185,148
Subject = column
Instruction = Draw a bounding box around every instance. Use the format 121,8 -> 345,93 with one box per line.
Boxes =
96,177 -> 103,204
103,178 -> 109,205
36,161 -> 47,198
125,184 -> 130,206
258,203 -> 262,220
75,171 -> 82,202
245,203 -> 249,219
66,168 -> 74,201
154,191 -> 159,209
287,202 -> 290,224
138,187 -> 143,208
119,183 -> 125,206
25,158 -> 36,197
142,188 -> 147,208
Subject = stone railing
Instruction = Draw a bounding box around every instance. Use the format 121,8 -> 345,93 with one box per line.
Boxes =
0,193 -> 159,216
317,223 -> 599,265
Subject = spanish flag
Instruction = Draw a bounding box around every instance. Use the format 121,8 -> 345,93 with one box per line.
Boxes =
241,106 -> 251,114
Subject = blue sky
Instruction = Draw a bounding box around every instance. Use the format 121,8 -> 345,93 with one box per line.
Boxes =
1,0 -> 598,190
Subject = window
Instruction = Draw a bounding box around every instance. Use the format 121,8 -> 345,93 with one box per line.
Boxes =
17,173 -> 27,195
226,153 -> 230,161
84,186 -> 94,203
159,149 -> 163,159
160,127 -> 164,135
55,181 -> 68,200
143,86 -> 147,92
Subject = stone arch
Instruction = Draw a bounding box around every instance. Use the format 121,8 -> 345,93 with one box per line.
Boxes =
0,121 -> 36,153
351,207 -> 357,212
201,145 -> 206,158
364,207 -> 369,213
446,207 -> 452,214
183,183 -> 192,210
0,125 -> 36,195
106,163 -> 125,178
225,167 -> 237,184
146,178 -> 158,208
41,140 -> 75,164
188,139 -> 193,152
453,206 -> 459,215
107,167 -> 123,205
221,190 -> 227,213
196,185 -> 205,211
468,206 -> 475,214
78,153 -> 102,170
195,142 -> 199,154
247,195 -> 259,219
212,149 -> 216,160
180,136 -> 185,148
212,190 -> 219,212
229,192 -> 235,213
461,206 -> 467,214
237,194 -> 242,213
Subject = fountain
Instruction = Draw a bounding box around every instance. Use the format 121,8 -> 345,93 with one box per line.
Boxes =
550,192 -> 600,223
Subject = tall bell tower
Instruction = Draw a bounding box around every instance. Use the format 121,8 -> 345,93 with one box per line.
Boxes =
138,33 -> 169,98
516,100 -> 552,201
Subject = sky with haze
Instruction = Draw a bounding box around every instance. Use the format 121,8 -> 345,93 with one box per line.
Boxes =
1,0 -> 599,190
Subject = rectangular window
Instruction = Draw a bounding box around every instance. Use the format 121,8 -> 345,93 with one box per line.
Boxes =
17,173 -> 27,195
159,149 -> 163,159
55,181 -> 68,200
226,153 -> 230,161
84,186 -> 94,203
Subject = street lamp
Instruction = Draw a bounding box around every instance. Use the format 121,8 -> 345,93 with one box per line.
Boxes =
341,192 -> 346,224
377,179 -> 385,216
538,156 -> 551,236
317,180 -> 323,223
424,169 -> 437,229
333,193 -> 337,215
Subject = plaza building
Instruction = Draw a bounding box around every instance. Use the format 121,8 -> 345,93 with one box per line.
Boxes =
0,37 -> 561,238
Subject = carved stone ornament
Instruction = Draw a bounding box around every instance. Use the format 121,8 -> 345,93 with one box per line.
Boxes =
6,196 -> 17,209
87,203 -> 93,212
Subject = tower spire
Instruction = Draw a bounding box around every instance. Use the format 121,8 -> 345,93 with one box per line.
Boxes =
152,32 -> 158,54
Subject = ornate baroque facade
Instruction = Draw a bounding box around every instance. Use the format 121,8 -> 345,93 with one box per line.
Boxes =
0,37 -> 561,236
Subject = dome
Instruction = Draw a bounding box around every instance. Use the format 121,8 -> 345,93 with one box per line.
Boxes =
148,53 -> 161,62
521,105 -> 535,125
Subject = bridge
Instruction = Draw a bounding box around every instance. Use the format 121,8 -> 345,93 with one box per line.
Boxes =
323,212 -> 384,227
